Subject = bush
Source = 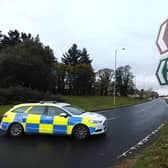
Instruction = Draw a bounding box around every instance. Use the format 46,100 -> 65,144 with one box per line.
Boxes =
0,86 -> 64,104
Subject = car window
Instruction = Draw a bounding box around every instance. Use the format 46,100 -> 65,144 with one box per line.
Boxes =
28,106 -> 45,115
63,106 -> 85,115
47,106 -> 65,116
14,106 -> 29,113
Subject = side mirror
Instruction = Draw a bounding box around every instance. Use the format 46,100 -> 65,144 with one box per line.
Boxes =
59,112 -> 68,118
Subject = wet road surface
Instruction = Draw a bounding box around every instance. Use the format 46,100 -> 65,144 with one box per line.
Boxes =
0,98 -> 168,168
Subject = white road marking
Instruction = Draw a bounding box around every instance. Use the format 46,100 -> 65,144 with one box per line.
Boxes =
118,123 -> 165,159
107,116 -> 120,121
137,106 -> 155,113
138,109 -> 145,112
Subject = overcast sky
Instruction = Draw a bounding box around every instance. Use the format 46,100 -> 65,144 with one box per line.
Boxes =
1,0 -> 168,95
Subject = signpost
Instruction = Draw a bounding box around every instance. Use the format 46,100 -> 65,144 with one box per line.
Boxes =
156,19 -> 168,55
156,57 -> 168,85
156,19 -> 168,86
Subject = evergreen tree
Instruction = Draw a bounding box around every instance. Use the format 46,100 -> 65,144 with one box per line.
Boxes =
61,44 -> 95,95
0,32 -> 57,92
0,30 -> 35,50
21,32 -> 33,41
79,48 -> 92,65
62,44 -> 80,66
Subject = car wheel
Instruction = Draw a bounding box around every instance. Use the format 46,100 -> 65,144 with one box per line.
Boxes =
8,123 -> 23,137
72,124 -> 90,140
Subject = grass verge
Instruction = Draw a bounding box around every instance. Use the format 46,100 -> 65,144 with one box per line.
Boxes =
113,121 -> 168,168
0,96 -> 147,115
0,105 -> 13,115
63,96 -> 147,111
131,122 -> 168,168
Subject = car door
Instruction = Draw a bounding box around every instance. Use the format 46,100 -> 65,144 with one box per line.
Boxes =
47,106 -> 69,135
12,106 -> 31,131
25,106 -> 46,133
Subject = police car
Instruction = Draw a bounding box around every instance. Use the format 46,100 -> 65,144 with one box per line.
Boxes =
0,101 -> 107,140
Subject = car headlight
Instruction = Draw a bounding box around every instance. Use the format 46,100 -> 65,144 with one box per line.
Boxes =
89,120 -> 102,124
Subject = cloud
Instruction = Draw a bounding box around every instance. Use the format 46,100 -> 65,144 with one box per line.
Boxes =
1,0 -> 168,95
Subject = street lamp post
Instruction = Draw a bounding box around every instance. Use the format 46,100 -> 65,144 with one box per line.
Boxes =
113,50 -> 117,105
113,48 -> 125,105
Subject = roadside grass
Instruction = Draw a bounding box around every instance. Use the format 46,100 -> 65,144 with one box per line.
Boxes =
114,99 -> 168,168
0,96 -> 147,115
63,96 -> 147,111
131,122 -> 168,168
113,159 -> 136,168
113,122 -> 168,168
0,105 -> 13,115
166,99 -> 168,104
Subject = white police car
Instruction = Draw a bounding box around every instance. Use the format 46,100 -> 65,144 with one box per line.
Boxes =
0,102 -> 107,140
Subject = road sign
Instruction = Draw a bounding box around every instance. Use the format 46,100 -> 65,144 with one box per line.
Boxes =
156,57 -> 168,85
156,19 -> 168,55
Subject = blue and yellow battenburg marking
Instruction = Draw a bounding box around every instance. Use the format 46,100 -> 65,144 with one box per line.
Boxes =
1,112 -> 96,135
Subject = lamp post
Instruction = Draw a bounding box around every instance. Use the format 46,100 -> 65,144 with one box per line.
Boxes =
113,48 -> 125,105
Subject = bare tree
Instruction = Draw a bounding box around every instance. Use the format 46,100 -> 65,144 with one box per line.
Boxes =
116,65 -> 135,96
96,68 -> 114,96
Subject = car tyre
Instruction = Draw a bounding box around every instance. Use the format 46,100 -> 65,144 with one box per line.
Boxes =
72,124 -> 90,140
8,123 -> 23,137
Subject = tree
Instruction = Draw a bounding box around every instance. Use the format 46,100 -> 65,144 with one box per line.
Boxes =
61,44 -> 94,95
62,44 -> 80,65
79,48 -> 92,65
54,63 -> 67,94
140,89 -> 144,99
0,30 -> 21,50
75,64 -> 95,95
96,68 -> 114,96
0,34 -> 57,92
21,32 -> 33,41
116,65 -> 135,96
0,30 -> 36,51
151,91 -> 159,98
7,30 -> 21,45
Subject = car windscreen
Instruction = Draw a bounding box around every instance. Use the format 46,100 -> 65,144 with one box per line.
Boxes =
63,106 -> 85,115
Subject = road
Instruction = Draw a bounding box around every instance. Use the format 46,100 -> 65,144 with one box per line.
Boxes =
0,98 -> 168,168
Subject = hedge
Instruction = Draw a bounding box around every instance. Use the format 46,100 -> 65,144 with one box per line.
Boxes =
0,86 -> 64,104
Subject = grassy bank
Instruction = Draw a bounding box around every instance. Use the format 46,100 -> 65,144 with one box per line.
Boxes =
131,122 -> 168,168
63,96 -> 147,111
0,96 -> 147,115
114,123 -> 168,168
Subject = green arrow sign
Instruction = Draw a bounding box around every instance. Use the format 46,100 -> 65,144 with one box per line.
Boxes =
156,57 -> 168,85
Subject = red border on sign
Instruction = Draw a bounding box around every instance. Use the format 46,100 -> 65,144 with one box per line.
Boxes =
156,19 -> 168,55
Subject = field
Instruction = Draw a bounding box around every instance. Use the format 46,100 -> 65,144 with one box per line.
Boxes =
0,96 -> 147,115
